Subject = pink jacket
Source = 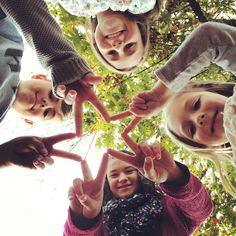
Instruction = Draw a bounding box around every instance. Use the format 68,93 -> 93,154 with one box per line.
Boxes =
64,164 -> 213,236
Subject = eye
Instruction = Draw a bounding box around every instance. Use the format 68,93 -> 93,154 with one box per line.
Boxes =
110,173 -> 119,178
193,97 -> 201,111
49,90 -> 53,99
43,108 -> 50,118
125,168 -> 136,175
107,50 -> 117,55
189,123 -> 196,137
125,43 -> 135,49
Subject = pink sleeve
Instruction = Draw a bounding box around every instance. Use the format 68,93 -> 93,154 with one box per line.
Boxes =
63,209 -> 108,236
160,162 -> 214,234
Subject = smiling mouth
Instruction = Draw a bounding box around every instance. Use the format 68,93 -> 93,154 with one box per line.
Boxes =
211,110 -> 218,134
117,184 -> 132,189
105,30 -> 125,39
31,92 -> 38,110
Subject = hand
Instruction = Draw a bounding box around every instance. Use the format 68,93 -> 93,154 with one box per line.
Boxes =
0,133 -> 82,169
68,153 -> 109,219
107,133 -> 183,184
57,73 -> 111,137
129,80 -> 174,117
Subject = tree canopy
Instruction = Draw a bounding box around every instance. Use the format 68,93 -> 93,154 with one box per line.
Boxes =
48,1 -> 236,235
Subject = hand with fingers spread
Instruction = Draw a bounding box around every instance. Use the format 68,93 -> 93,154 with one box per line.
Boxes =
129,80 -> 174,118
107,133 -> 183,184
56,73 -> 111,137
0,133 -> 82,169
68,153 -> 109,219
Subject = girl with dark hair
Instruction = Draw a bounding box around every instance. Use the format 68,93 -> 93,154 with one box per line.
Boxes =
64,135 -> 213,236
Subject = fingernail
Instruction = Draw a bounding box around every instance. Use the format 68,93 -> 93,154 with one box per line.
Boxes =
78,194 -> 87,202
156,154 -> 161,160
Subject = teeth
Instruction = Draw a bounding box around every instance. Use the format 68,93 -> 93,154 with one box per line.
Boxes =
106,30 -> 124,39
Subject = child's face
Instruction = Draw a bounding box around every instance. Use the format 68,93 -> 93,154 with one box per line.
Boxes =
12,79 -> 64,122
107,158 -> 139,198
94,10 -> 144,70
165,91 -> 228,146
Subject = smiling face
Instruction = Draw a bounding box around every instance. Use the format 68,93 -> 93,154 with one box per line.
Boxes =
165,91 -> 228,147
107,158 -> 139,198
94,10 -> 144,70
12,79 -> 64,122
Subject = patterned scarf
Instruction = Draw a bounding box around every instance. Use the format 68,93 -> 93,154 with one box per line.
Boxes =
103,193 -> 163,236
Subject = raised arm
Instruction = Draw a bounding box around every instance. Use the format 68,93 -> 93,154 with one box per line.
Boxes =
0,0 -> 92,88
155,22 -> 236,91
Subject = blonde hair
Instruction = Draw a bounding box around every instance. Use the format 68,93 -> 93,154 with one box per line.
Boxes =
89,0 -> 166,74
164,81 -> 236,198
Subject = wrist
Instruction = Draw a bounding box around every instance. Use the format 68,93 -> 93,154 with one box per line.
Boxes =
152,80 -> 174,102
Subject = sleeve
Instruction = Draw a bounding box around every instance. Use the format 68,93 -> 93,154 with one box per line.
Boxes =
63,209 -> 107,236
155,22 -> 236,91
160,162 -> 214,234
0,0 -> 92,89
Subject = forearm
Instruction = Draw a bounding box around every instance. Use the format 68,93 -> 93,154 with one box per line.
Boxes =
155,22 -> 236,91
64,208 -> 104,236
0,0 -> 92,87
160,162 -> 213,226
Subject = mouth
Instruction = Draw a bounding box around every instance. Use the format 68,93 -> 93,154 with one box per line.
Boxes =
105,30 -> 125,39
117,184 -> 132,190
211,109 -> 218,134
30,92 -> 38,110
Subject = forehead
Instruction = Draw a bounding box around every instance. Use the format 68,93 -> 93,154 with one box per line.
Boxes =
107,158 -> 133,173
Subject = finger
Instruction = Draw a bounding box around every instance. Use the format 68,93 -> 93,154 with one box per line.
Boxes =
75,97 -> 84,137
51,149 -> 82,162
139,142 -> 155,157
64,90 -> 77,105
129,107 -> 151,116
143,156 -> 156,181
38,156 -> 54,165
89,93 -> 110,123
95,153 -> 109,185
23,139 -> 49,157
73,178 -> 84,197
81,160 -> 93,181
107,149 -> 138,168
56,84 -> 66,98
150,143 -> 162,160
68,186 -> 78,203
33,160 -> 45,169
45,132 -> 76,145
77,194 -> 95,212
121,132 -> 140,154
82,75 -> 102,86
132,96 -> 146,104
123,117 -> 142,134
130,103 -> 148,110
110,110 -> 132,121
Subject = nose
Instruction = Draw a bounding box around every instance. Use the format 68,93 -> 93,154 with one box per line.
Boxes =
112,39 -> 122,48
118,173 -> 128,182
40,98 -> 51,108
196,112 -> 207,127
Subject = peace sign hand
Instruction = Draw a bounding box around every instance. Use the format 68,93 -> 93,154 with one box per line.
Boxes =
107,133 -> 182,184
68,153 -> 109,219
0,133 -> 81,169
57,74 -> 111,137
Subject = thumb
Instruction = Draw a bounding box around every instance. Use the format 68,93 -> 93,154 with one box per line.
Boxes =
143,156 -> 156,181
82,74 -> 102,86
77,194 -> 94,211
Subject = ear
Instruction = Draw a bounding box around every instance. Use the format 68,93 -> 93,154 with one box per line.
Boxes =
31,74 -> 47,80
